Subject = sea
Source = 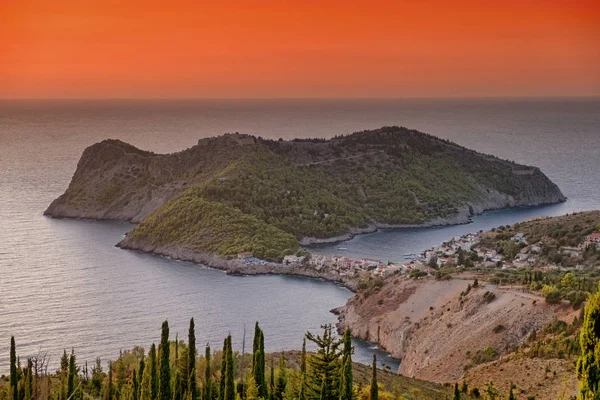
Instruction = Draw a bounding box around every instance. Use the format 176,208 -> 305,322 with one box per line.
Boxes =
1,98 -> 599,374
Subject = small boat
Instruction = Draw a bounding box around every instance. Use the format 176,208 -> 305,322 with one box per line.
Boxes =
337,247 -> 348,251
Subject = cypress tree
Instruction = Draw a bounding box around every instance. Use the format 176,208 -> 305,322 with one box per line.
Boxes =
225,336 -> 235,400
204,344 -> 212,400
453,383 -> 460,400
105,361 -> 114,400
10,336 -> 17,400
132,369 -> 139,400
138,357 -> 145,400
339,329 -> 353,400
150,344 -> 158,400
252,323 -> 260,369
68,349 -> 77,398
369,354 -> 377,400
24,359 -> 32,400
220,338 -> 227,400
159,321 -> 171,400
577,283 -> 600,399
188,318 -> 197,400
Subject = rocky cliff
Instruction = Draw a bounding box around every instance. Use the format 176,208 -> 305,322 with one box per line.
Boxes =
336,277 -> 562,383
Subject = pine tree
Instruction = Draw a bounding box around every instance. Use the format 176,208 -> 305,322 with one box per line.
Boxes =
68,349 -> 77,398
369,354 -> 378,400
453,383 -> 460,400
339,329 -> 353,400
159,321 -> 172,400
577,284 -> 600,400
320,375 -> 329,400
150,344 -> 158,400
204,344 -> 212,400
306,325 -> 342,400
225,336 -> 235,400
10,336 -> 18,400
188,318 -> 197,400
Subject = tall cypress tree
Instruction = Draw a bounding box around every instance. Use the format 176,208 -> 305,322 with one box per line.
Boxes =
138,357 -> 145,400
150,344 -> 158,400
577,283 -> 600,399
369,354 -> 378,400
132,369 -> 139,400
68,349 -> 77,398
204,344 -> 212,400
10,336 -> 17,400
252,323 -> 260,369
453,383 -> 460,400
339,329 -> 353,400
24,360 -> 32,400
159,321 -> 171,400
105,361 -> 114,400
188,318 -> 197,400
508,384 -> 516,400
225,336 -> 235,400
219,338 -> 227,400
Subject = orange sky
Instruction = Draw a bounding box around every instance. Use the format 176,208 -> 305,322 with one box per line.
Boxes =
1,0 -> 599,98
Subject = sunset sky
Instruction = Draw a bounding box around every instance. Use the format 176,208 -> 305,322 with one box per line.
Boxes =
2,0 -> 599,98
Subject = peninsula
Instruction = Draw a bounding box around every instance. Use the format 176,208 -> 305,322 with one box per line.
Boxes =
46,127 -> 566,270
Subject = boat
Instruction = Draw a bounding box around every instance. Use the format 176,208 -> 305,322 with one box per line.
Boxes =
337,247 -> 348,251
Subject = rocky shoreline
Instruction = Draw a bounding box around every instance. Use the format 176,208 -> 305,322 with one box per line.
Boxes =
116,236 -> 361,291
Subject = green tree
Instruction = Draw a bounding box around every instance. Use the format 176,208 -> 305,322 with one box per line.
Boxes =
67,349 -> 77,398
150,344 -> 158,400
159,321 -> 172,400
269,358 -> 275,399
274,354 -> 286,400
220,338 -> 227,400
132,369 -> 139,400
204,344 -> 212,400
484,381 -> 499,400
188,318 -> 198,400
453,383 -> 460,400
370,354 -> 378,400
253,328 -> 267,399
339,329 -> 353,400
10,336 -> 18,400
138,357 -> 145,400
225,336 -> 235,400
508,384 -> 516,400
105,361 -> 114,400
577,284 -> 600,399
306,325 -> 341,400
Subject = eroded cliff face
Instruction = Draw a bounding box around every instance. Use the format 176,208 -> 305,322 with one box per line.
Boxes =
336,278 -> 561,383
44,137 -> 245,222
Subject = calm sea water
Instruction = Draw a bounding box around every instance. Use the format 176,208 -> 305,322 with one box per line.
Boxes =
1,98 -> 599,373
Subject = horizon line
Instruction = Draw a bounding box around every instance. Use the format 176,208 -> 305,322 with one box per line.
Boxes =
1,95 -> 599,101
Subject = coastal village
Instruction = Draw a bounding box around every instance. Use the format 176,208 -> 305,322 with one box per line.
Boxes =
236,218 -> 600,278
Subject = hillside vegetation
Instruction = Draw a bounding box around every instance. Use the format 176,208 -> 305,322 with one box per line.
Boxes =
46,127 -> 565,261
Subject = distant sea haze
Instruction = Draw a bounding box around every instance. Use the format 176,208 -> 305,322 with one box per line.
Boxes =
0,98 -> 599,373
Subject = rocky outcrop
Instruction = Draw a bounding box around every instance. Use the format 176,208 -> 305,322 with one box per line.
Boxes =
336,277 -> 562,383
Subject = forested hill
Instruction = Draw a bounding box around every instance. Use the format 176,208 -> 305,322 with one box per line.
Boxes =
46,127 -> 565,261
